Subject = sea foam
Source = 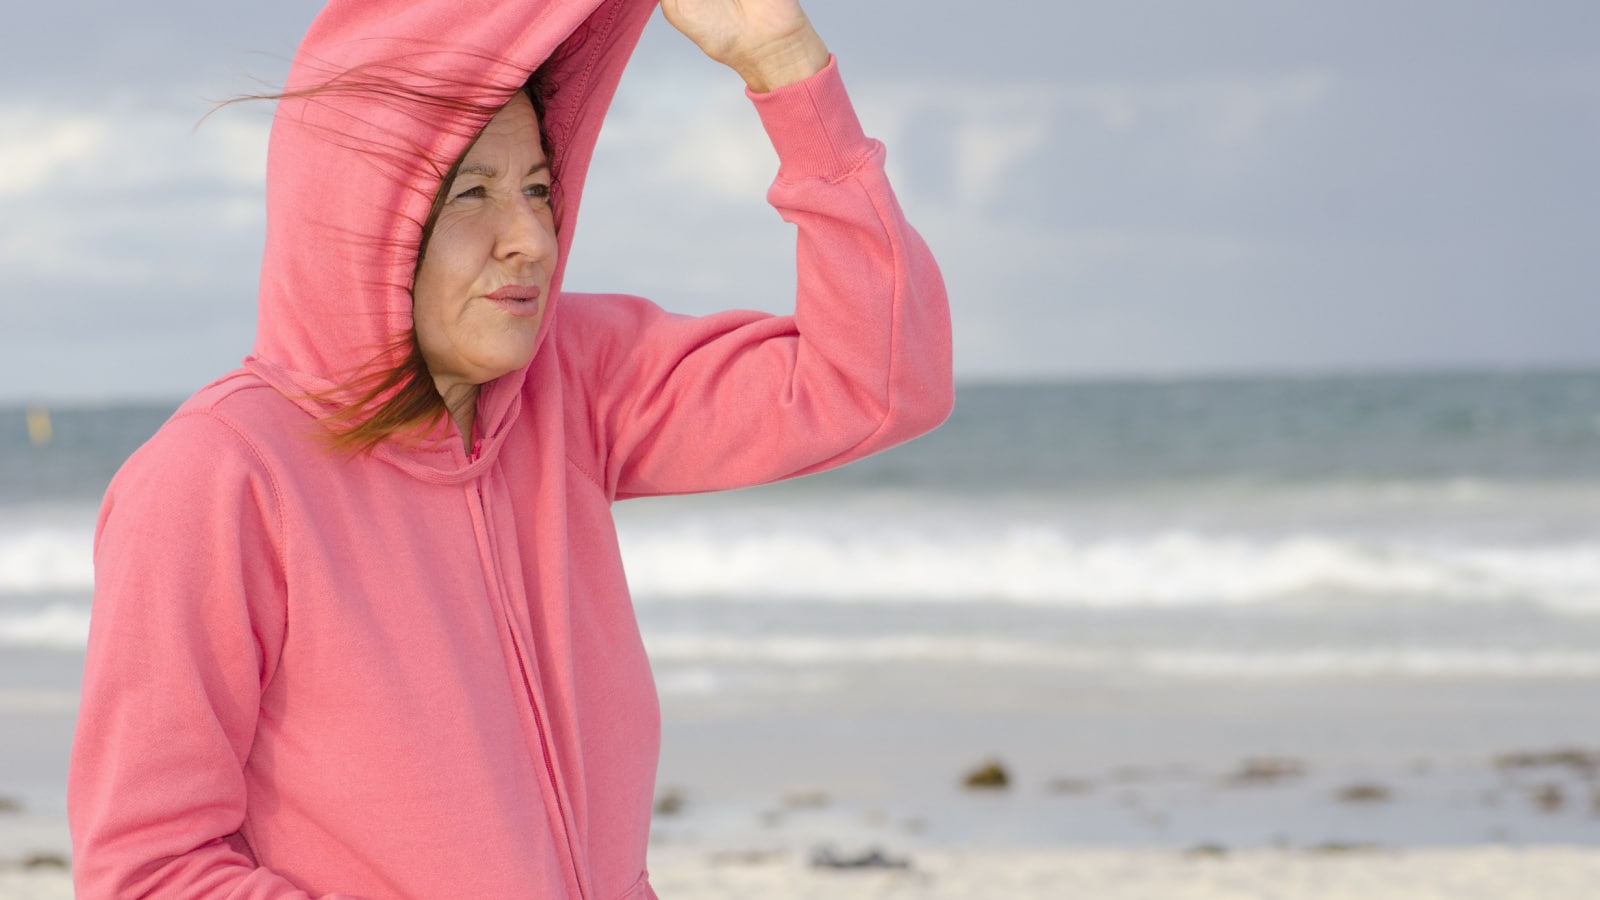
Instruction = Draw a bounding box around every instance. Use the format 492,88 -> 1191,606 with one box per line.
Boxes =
0,523 -> 94,595
5,510 -> 1599,615
0,604 -> 90,650
617,520 -> 1600,613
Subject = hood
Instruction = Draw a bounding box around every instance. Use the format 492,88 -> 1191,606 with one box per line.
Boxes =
244,0 -> 655,478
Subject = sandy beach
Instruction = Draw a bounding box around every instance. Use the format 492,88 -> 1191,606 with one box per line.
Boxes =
7,658 -> 1598,898
652,846 -> 1600,899
4,847 -> 1600,899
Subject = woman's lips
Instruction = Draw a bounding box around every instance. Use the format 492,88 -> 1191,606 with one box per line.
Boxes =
486,284 -> 543,317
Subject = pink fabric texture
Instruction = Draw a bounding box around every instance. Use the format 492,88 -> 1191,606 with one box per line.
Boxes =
68,0 -> 952,897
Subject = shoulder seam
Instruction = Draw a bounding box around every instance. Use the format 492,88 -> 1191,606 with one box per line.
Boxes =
167,408 -> 291,656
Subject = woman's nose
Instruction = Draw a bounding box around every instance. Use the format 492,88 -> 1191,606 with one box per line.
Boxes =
495,197 -> 557,263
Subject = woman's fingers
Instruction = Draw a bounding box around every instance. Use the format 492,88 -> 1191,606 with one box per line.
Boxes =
660,0 -> 828,92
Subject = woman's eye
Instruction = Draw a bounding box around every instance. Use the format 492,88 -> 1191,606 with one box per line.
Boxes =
526,183 -> 553,202
452,185 -> 487,201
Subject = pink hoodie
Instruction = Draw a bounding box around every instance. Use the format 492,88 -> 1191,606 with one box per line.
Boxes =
68,0 -> 952,897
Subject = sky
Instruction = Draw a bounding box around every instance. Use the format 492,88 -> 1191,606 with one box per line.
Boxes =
1,0 -> 1597,402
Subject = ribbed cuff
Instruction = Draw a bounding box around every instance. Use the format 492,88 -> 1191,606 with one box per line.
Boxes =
747,56 -> 873,182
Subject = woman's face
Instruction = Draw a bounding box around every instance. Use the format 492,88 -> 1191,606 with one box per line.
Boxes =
413,92 -> 556,399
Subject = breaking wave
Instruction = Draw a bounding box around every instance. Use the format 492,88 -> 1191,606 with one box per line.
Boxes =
5,511 -> 1600,614
0,517 -> 94,595
0,604 -> 90,650
618,521 -> 1600,613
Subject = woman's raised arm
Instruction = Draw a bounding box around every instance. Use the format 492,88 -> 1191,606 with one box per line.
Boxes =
561,51 -> 954,498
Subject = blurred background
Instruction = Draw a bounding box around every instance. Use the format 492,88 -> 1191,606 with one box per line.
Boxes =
2,0 -> 1597,394
2,0 -> 1599,890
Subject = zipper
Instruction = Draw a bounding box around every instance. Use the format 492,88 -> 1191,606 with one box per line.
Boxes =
503,623 -> 584,896
470,479 -> 587,899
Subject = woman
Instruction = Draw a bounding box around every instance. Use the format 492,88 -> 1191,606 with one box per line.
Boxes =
68,0 -> 951,896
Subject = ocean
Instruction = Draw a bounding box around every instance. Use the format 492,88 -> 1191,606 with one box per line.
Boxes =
4,371 -> 1600,857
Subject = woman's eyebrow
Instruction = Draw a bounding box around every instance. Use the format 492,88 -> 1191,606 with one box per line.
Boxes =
456,160 -> 551,179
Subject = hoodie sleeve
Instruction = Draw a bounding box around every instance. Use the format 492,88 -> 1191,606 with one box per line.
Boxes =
566,56 -> 954,498
68,413 -> 366,900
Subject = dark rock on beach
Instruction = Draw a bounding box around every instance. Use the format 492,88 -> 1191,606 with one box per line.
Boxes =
1494,748 -> 1600,776
654,788 -> 686,817
1224,757 -> 1306,787
1532,783 -> 1565,813
810,846 -> 912,870
1337,782 -> 1393,804
962,760 -> 1010,790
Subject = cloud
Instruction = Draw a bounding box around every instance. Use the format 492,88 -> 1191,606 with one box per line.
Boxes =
0,99 -> 268,284
581,69 -> 1337,241
0,111 -> 109,195
594,73 -> 777,203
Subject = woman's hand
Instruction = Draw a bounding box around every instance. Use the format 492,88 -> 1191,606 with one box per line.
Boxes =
659,0 -> 830,92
